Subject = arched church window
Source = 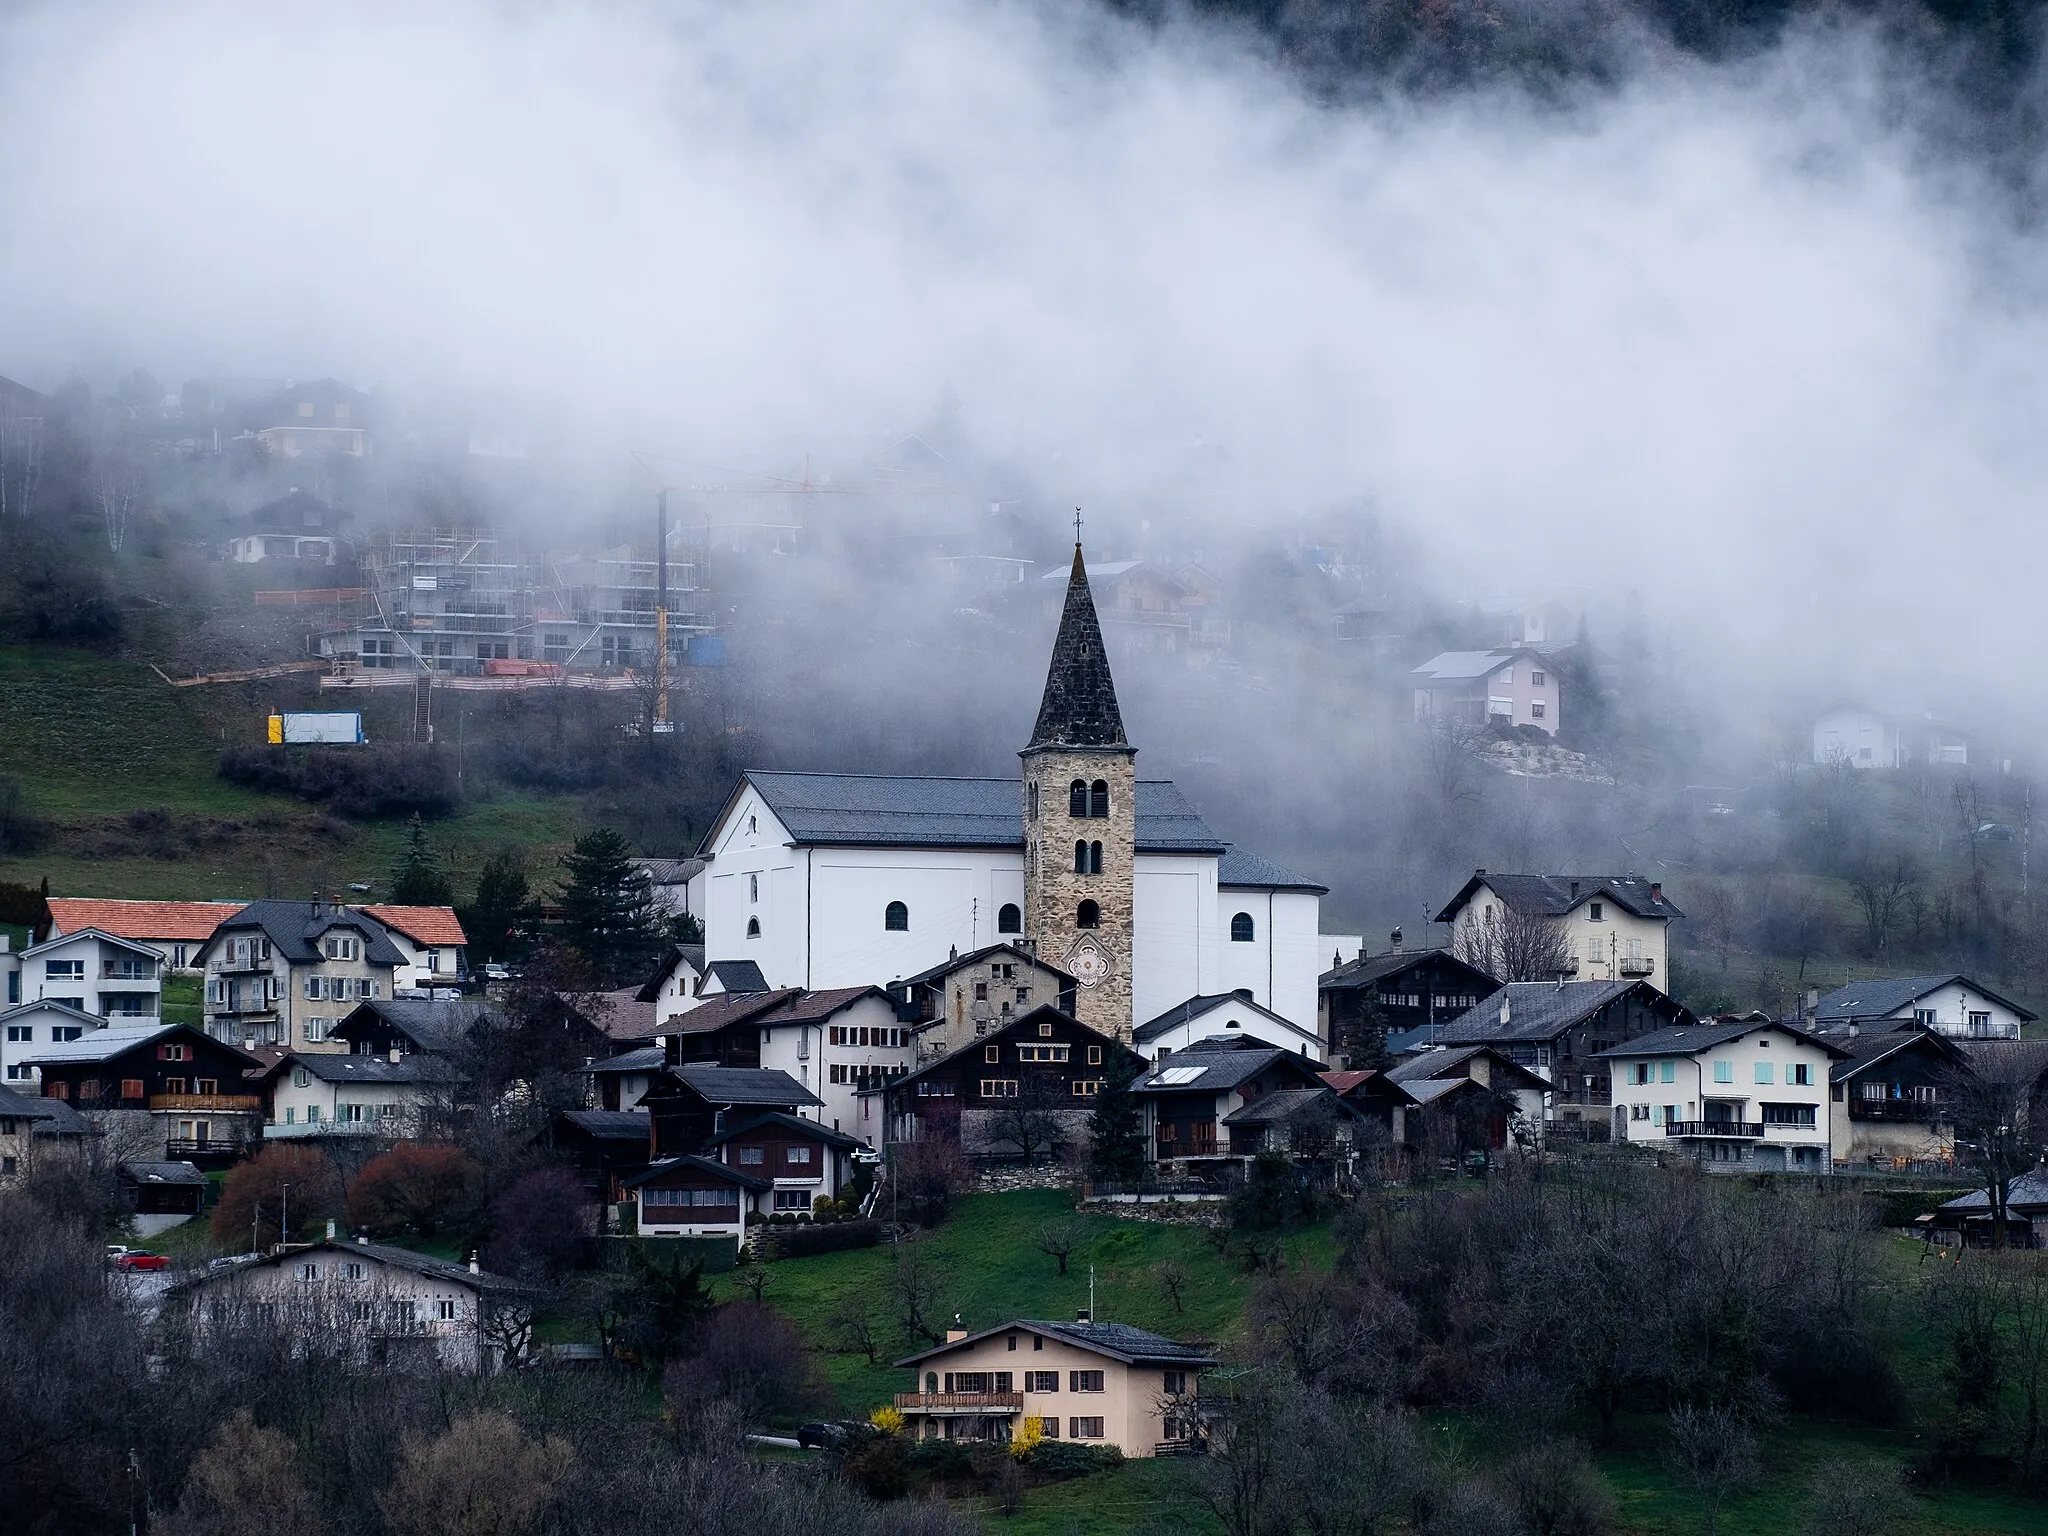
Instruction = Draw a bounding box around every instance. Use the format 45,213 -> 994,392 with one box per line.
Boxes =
885,901 -> 910,932
1077,900 -> 1101,929
1089,780 -> 1109,817
1231,912 -> 1256,943
1087,841 -> 1103,874
997,903 -> 1021,935
746,917 -> 761,939
1075,840 -> 1088,874
1069,780 -> 1088,817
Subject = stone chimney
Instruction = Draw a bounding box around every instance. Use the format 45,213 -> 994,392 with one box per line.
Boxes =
944,1313 -> 967,1342
1389,927 -> 1403,955
388,1047 -> 401,1065
1076,1307 -> 1092,1323
1499,994 -> 1511,1026
469,1253 -> 480,1275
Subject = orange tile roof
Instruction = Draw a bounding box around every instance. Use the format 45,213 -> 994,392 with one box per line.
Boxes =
360,906 -> 468,947
44,899 -> 242,943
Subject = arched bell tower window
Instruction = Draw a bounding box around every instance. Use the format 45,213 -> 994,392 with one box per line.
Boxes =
1070,840 -> 1100,874
1076,900 -> 1101,929
1027,783 -> 1039,820
745,917 -> 761,939
1069,780 -> 1088,818
1231,912 -> 1256,943
884,901 -> 910,932
997,903 -> 1022,935
1089,780 -> 1109,817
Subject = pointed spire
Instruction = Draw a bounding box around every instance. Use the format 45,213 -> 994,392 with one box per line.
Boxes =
1027,544 -> 1129,752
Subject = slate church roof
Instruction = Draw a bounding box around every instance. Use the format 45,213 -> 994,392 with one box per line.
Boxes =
1027,546 -> 1130,753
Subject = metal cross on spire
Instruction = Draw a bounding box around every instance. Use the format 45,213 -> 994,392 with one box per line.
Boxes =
1074,507 -> 1083,547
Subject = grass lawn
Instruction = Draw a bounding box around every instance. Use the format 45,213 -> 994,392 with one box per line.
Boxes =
754,1188 -> 1328,1418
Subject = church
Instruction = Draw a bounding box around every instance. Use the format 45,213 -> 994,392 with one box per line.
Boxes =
689,547 -> 1328,1043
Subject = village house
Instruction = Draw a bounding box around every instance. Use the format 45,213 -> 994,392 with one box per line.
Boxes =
1132,992 -> 1324,1062
1435,872 -> 1682,989
1810,974 -> 2033,1042
1409,650 -> 1559,736
1828,1026 -> 1966,1171
249,379 -> 371,458
0,1082 -> 92,1177
1040,559 -> 1204,656
1598,1019 -> 1845,1172
1382,1045 -> 1549,1153
625,1156 -> 769,1249
1,999 -> 102,1088
884,1006 -> 1128,1158
119,1159 -> 206,1234
261,1049 -> 459,1140
26,1022 -> 267,1163
1929,1173 -> 2048,1249
1811,705 -> 1969,770
894,1318 -> 1218,1456
635,944 -> 712,1022
359,906 -> 469,991
225,487 -> 345,563
587,1044 -> 664,1112
197,901 -> 406,1053
1433,979 -> 1692,1140
40,899 -> 239,972
2,928 -> 164,1020
888,944 -> 1078,1058
172,1238 -> 535,1373
1317,941 -> 1500,1061
546,1108 -> 655,1212
640,1063 -> 821,1160
1132,1038 -> 1338,1167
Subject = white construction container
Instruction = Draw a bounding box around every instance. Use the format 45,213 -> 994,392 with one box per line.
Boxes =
269,711 -> 367,745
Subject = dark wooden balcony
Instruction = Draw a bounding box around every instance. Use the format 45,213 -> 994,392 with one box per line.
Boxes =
895,1392 -> 1024,1412
1665,1120 -> 1764,1138
1849,1098 -> 1943,1123
151,1094 -> 263,1113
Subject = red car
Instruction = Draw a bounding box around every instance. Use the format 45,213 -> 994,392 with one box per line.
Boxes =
105,1247 -> 170,1272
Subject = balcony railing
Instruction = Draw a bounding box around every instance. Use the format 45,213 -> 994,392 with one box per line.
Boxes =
1618,957 -> 1656,977
1666,1120 -> 1765,1138
1849,1099 -> 1943,1123
150,1094 -> 263,1113
166,1137 -> 249,1157
894,1392 -> 1024,1413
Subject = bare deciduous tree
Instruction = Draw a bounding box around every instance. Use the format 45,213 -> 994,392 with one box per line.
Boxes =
91,433 -> 145,553
1849,849 -> 1920,955
1668,1405 -> 1759,1536
1036,1218 -> 1078,1275
1455,901 -> 1574,982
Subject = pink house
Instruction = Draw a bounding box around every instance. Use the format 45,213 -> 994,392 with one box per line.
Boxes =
1410,650 -> 1559,736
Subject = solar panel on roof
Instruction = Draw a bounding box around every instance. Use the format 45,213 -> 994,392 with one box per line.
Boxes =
1155,1065 -> 1205,1085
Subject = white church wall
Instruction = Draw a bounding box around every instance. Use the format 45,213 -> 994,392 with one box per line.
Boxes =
1217,889 -> 1275,1012
802,850 -> 1027,992
1132,856 -> 1218,1029
702,787 -> 803,984
1270,891 -> 1324,1036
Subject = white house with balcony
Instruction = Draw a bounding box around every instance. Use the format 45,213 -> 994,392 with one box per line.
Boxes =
2,929 -> 163,1019
1410,651 -> 1559,736
0,1000 -> 101,1088
1810,975 -> 2034,1042
261,1050 -> 459,1139
1597,1019 -> 1848,1172
1434,872 -> 1681,988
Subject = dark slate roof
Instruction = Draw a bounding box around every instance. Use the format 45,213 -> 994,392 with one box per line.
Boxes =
1436,980 -> 1681,1046
1955,1039 -> 2048,1085
1593,1020 -> 1849,1059
1221,1086 -> 1350,1127
669,990 -> 802,1037
704,959 -> 770,994
893,1006 -> 1125,1091
706,1111 -> 864,1152
1028,547 -> 1130,752
1939,1170 -> 2048,1213
174,1239 -> 530,1296
714,773 -> 1226,855
243,488 -> 342,532
1833,1026 -> 1965,1077
1132,993 -> 1318,1046
1434,873 -> 1684,924
634,944 -> 707,1003
587,1046 -> 664,1074
284,1051 -> 460,1085
894,943 -> 1075,992
120,1160 -> 206,1185
1321,948 -> 1500,992
558,1109 -> 654,1141
0,1082 -> 93,1134
211,901 -> 406,966
340,999 -> 504,1054
1386,1046 -> 1489,1083
1136,1046 -> 1291,1094
1216,846 -> 1327,893
899,1318 -> 1218,1369
637,857 -> 705,886
672,1064 -> 821,1108
625,1154 -> 772,1192
25,1023 -> 232,1067
1813,975 -> 2038,1025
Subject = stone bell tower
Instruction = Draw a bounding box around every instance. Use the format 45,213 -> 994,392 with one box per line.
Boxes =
1021,544 -> 1136,1040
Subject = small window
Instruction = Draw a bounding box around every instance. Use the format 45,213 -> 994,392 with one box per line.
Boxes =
748,874 -> 759,903
1027,1370 -> 1058,1391
1755,1062 -> 1774,1085
788,1146 -> 812,1164
884,901 -> 909,932
1039,1020 -> 1054,1037
1076,900 -> 1100,929
1027,783 -> 1039,820
740,1147 -> 765,1164
1532,671 -> 1546,686
985,1044 -> 1000,1063
1713,1060 -> 1733,1084
1588,902 -> 1604,921
998,903 -> 1021,935
1230,912 -> 1255,943
1087,1045 -> 1102,1065
1531,701 -> 1546,720
1074,841 -> 1090,874
1089,780 -> 1109,818
1069,780 -> 1088,817
1661,1061 -> 1676,1084
1070,1370 -> 1105,1393
746,918 -> 761,939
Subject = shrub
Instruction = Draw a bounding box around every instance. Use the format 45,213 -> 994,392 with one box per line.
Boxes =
662,1300 -> 830,1428
345,1143 -> 479,1239
843,1434 -> 914,1500
895,1135 -> 972,1226
379,1411 -> 573,1536
1025,1440 -> 1121,1478
212,1144 -> 344,1249
907,1438 -> 974,1480
758,1219 -> 882,1261
869,1406 -> 905,1435
217,744 -> 456,818
484,1167 -> 590,1282
1499,1441 -> 1616,1536
1008,1415 -> 1045,1460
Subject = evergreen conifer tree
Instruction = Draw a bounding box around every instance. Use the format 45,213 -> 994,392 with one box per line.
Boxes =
1086,1047 -> 1149,1185
387,813 -> 454,906
462,846 -> 531,962
556,826 -> 662,986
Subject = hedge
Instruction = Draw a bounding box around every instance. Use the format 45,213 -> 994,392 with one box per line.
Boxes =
758,1219 -> 883,1261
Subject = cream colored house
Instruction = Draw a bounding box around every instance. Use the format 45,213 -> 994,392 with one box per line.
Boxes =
894,1319 -> 1216,1456
1597,1019 -> 1846,1172
1436,872 -> 1682,988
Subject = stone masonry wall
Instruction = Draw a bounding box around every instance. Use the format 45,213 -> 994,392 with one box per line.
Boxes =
1022,750 -> 1135,1041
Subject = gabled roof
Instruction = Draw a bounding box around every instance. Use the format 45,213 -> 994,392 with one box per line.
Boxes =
27,1022 -> 248,1068
755,986 -> 890,1025
636,857 -> 706,886
1435,873 -> 1683,924
1028,547 -> 1130,753
1216,847 -> 1328,894
359,906 -> 467,948
1955,1039 -> 2048,1085
243,488 -> 342,531
897,1318 -> 1217,1370
1832,1025 -> 1968,1077
670,1064 -> 821,1108
1221,1085 -> 1358,1127
893,943 -> 1076,993
120,1160 -> 206,1185
1592,1019 -> 1850,1060
1410,650 -> 1517,682
556,1109 -> 655,1141
705,773 -> 1227,856
635,944 -> 707,1002
666,989 -> 803,1038
336,999 -> 505,1055
273,1050 -> 460,1085
0,1083 -> 93,1134
706,1111 -> 864,1152
1132,992 -> 1320,1048
587,1046 -> 664,1075
1435,980 -> 1685,1047
43,899 -> 240,944
1938,1170 -> 2048,1214
1135,1045 -> 1320,1095
1385,1045 -> 1552,1093
1320,947 -> 1500,992
625,1154 -> 772,1192
208,901 -> 406,966
701,959 -> 770,996
23,927 -> 165,961
0,999 -> 108,1029
172,1238 -> 529,1297
1812,975 -> 2039,1026
561,988 -> 659,1040
890,1006 -> 1128,1093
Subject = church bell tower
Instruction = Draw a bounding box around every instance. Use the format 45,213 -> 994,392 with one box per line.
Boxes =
1021,543 -> 1137,1040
